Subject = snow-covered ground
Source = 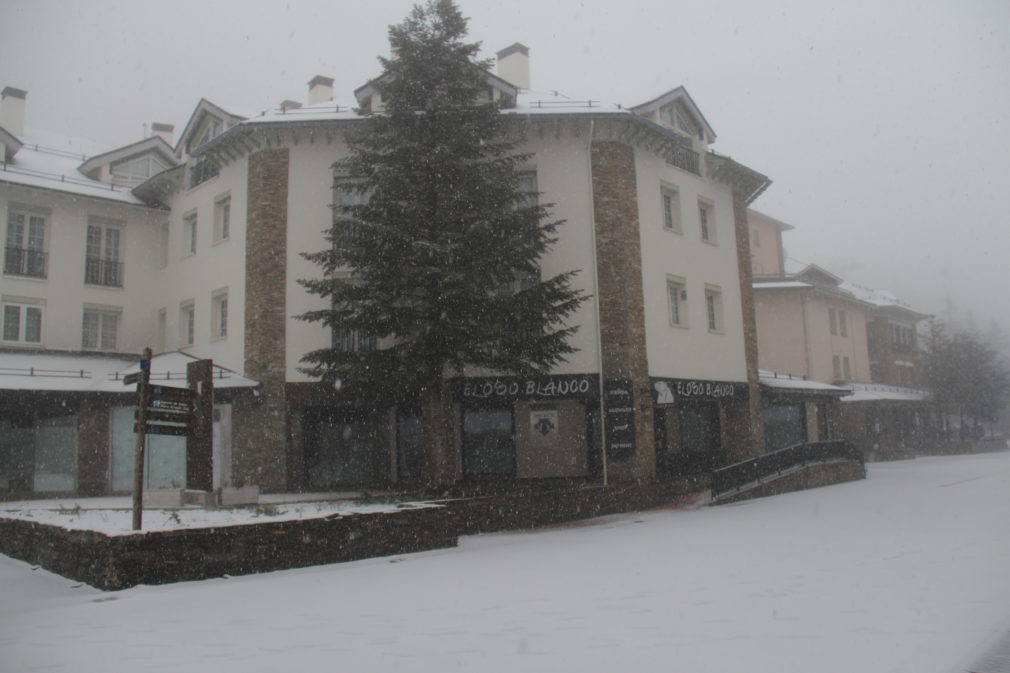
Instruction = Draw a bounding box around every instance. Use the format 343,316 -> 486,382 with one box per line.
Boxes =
2,452 -> 1009,673
0,492 -> 429,535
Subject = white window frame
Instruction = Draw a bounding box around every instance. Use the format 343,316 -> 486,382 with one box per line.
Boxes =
82,306 -> 121,352
5,206 -> 48,279
111,154 -> 169,180
180,300 -> 195,347
213,194 -> 231,243
183,211 -> 198,257
661,185 -> 682,233
211,289 -> 228,340
698,199 -> 716,244
84,217 -> 124,287
838,309 -> 848,337
704,285 -> 724,333
667,276 -> 688,328
829,308 -> 838,336
1,298 -> 44,345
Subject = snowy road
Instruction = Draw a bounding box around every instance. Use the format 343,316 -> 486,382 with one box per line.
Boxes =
2,452 -> 1009,673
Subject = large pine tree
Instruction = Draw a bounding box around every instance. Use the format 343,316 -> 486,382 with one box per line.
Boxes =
298,0 -> 587,488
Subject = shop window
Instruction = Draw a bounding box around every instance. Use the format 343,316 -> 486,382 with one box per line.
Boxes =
463,407 -> 514,476
396,408 -> 424,481
303,411 -> 384,487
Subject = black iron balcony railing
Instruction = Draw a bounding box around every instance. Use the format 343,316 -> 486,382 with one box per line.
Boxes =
711,439 -> 863,498
667,143 -> 700,175
84,257 -> 123,287
3,246 -> 48,278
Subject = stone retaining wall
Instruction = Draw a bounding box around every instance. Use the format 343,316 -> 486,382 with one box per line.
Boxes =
0,476 -> 709,590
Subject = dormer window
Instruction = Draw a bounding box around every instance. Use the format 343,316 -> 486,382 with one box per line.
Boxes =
193,116 -> 223,150
660,102 -> 703,141
111,154 -> 169,180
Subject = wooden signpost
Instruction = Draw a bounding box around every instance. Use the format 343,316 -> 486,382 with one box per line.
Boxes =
127,349 -> 214,530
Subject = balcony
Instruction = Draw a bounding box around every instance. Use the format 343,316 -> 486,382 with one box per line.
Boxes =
85,257 -> 123,288
3,246 -> 48,279
666,143 -> 700,175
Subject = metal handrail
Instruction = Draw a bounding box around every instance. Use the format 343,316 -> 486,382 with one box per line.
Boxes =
711,439 -> 862,496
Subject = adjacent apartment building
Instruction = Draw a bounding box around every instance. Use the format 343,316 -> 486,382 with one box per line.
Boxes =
748,209 -> 932,459
1,46 -> 774,498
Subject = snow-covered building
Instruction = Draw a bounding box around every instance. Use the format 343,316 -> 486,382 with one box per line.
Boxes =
2,46 -> 774,498
748,210 -> 933,459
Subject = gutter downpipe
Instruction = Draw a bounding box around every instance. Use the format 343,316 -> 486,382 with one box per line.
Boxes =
586,118 -> 609,487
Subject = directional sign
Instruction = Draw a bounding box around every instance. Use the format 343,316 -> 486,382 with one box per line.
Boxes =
136,409 -> 192,424
150,385 -> 194,402
149,398 -> 192,414
135,423 -> 191,437
123,371 -> 142,386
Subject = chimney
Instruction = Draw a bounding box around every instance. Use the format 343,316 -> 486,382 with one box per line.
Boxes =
496,43 -> 530,90
308,75 -> 334,105
0,86 -> 27,137
152,122 -> 174,146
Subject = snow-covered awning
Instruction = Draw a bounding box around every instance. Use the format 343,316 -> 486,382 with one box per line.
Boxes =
759,371 -> 851,397
840,382 -> 929,404
0,350 -> 258,393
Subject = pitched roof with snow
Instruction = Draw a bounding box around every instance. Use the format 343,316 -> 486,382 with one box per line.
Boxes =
0,350 -> 258,393
0,129 -> 149,205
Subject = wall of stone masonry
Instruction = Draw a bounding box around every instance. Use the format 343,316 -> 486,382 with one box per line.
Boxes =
728,193 -> 765,462
590,141 -> 656,482
234,148 -> 291,491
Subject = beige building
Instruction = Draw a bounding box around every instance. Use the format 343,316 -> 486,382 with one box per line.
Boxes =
748,209 -> 932,459
2,46 -> 774,497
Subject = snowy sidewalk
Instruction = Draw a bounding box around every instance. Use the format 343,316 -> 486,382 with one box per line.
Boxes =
2,452 -> 1009,673
969,631 -> 1010,673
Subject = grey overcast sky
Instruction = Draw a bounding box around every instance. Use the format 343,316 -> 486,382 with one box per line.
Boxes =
2,0 -> 1009,337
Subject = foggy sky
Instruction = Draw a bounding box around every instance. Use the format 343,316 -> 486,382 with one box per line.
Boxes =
2,0 -> 1008,339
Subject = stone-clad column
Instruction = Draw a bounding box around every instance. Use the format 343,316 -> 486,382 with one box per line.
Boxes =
727,192 -> 765,462
234,148 -> 290,491
591,141 -> 655,481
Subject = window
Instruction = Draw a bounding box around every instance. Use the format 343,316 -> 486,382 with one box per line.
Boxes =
1,300 -> 43,345
752,227 -> 761,247
667,277 -> 687,327
698,199 -> 715,243
183,212 -> 197,256
214,194 -> 231,243
84,218 -> 123,287
839,309 -> 848,337
843,356 -> 851,380
111,154 -> 168,180
661,186 -> 682,233
833,355 -> 842,380
211,289 -> 228,340
705,285 -> 724,333
180,300 -> 195,346
333,328 -> 376,352
82,307 -> 120,351
5,208 -> 48,278
829,308 -> 838,336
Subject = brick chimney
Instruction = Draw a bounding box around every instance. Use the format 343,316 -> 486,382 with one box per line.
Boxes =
308,75 -> 334,105
0,87 -> 27,137
496,44 -> 530,90
152,122 -> 174,146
